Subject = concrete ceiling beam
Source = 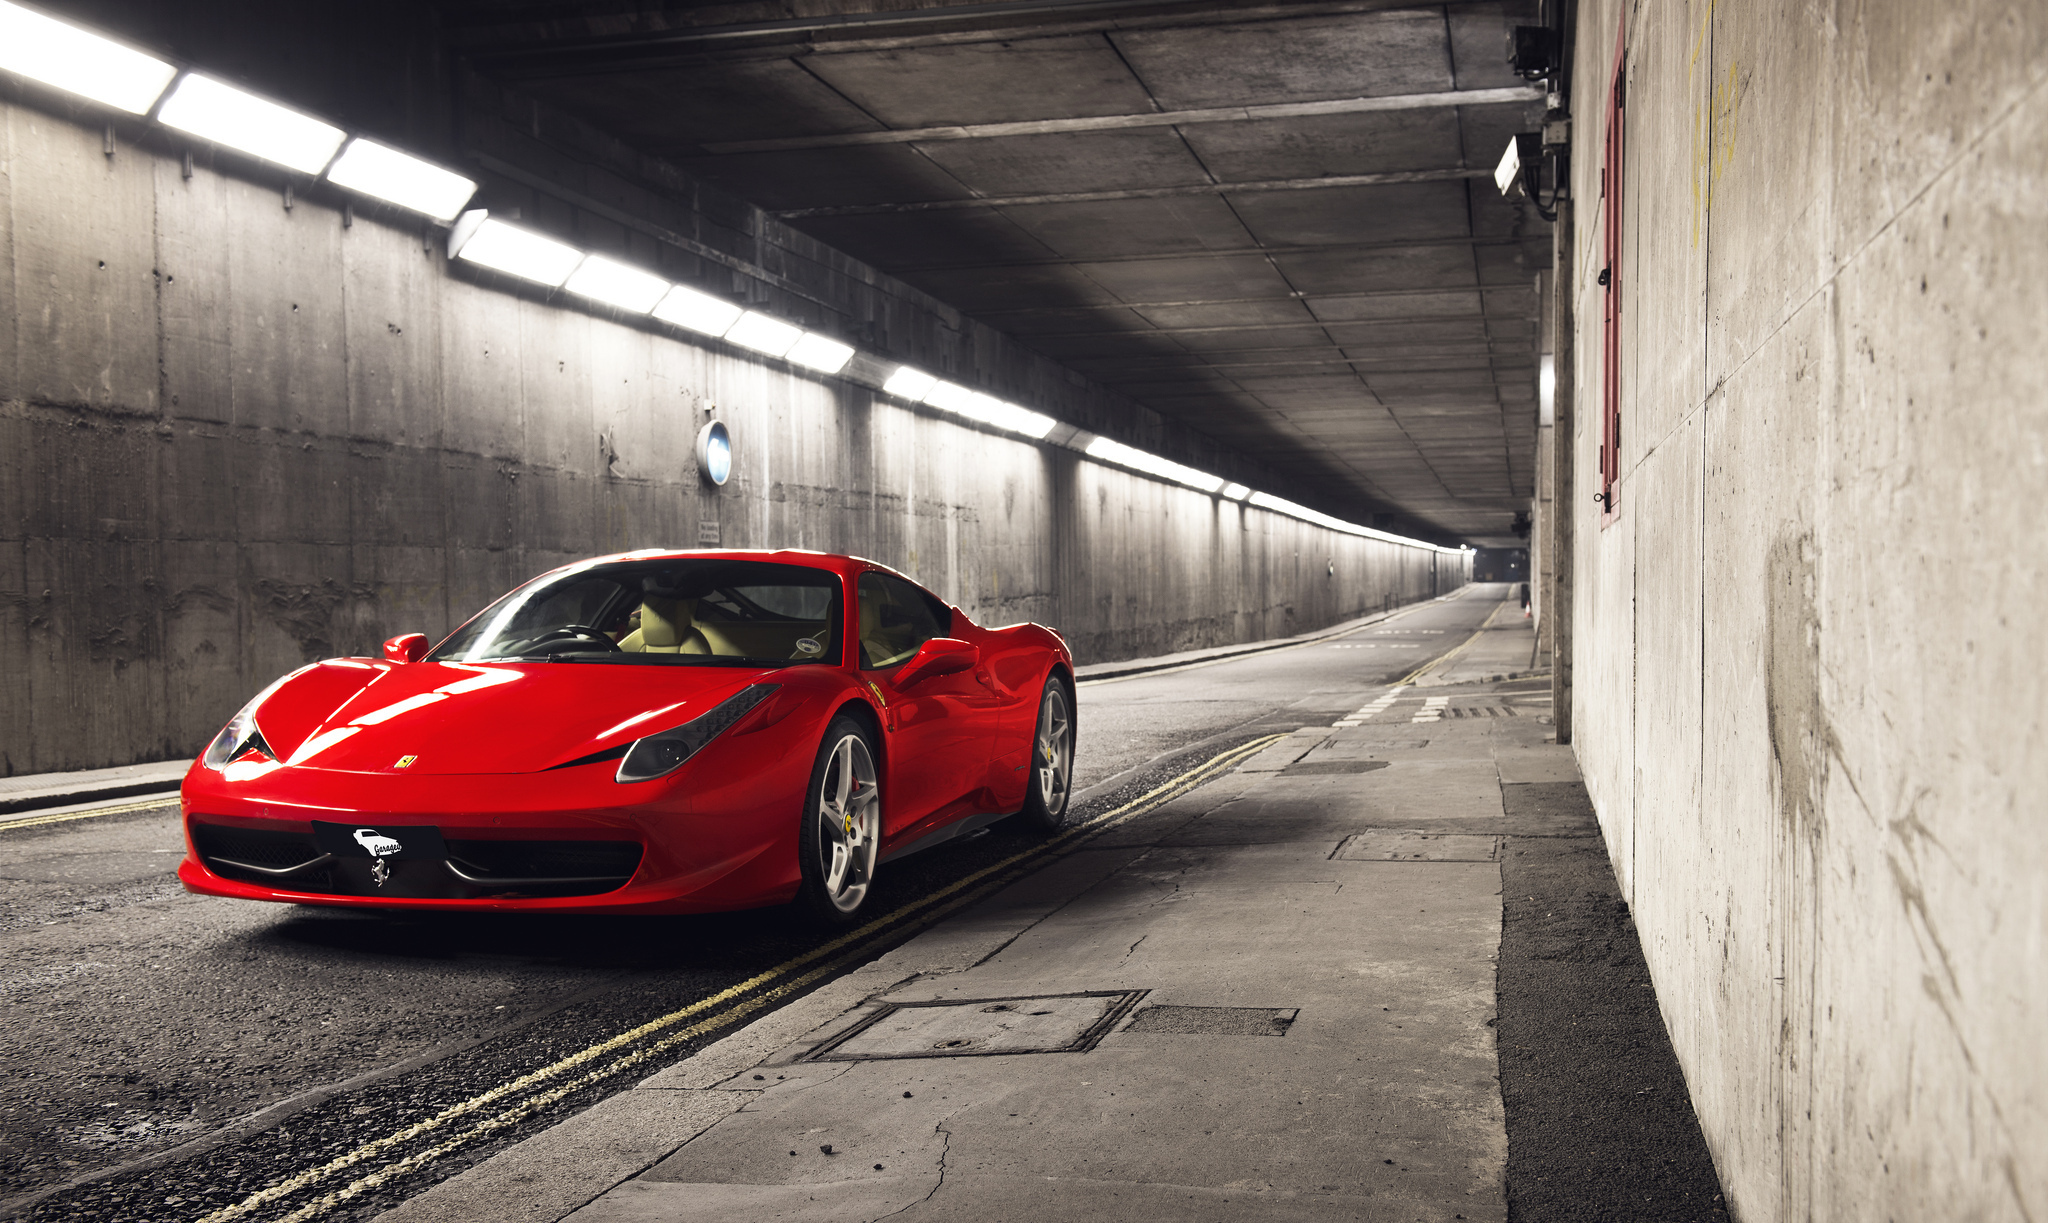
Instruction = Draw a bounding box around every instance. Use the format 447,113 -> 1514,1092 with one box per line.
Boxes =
891,234 -> 1534,273
974,286 -> 1538,316
775,167 -> 1494,217
701,85 -> 1541,154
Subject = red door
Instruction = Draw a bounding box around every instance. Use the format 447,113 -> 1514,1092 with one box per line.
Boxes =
856,572 -> 1001,841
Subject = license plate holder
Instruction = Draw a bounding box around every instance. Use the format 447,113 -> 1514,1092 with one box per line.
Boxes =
311,820 -> 447,860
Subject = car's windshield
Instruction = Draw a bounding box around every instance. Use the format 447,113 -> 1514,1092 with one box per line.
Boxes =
430,559 -> 843,666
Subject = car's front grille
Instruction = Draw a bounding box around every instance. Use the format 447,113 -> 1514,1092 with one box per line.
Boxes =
190,824 -> 337,888
190,821 -> 642,900
444,839 -> 643,882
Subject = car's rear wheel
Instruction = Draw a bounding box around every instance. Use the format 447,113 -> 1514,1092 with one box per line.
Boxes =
1018,676 -> 1075,834
797,715 -> 881,924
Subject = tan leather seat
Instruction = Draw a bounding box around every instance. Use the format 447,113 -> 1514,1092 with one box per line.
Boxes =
859,590 -> 919,668
619,595 -> 708,654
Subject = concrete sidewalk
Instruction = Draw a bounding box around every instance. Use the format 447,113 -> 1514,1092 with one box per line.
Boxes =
378,657 -> 1581,1222
0,760 -> 188,815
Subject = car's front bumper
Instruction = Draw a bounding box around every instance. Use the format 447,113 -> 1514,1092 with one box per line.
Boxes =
175,727 -> 812,915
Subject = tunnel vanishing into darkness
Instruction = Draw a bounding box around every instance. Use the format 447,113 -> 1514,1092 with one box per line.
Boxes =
1,1 -> 2044,1221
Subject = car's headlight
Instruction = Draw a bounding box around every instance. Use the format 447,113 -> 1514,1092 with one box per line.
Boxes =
616,684 -> 780,784
202,694 -> 275,769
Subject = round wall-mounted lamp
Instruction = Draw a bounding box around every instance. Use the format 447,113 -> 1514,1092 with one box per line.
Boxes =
696,420 -> 732,486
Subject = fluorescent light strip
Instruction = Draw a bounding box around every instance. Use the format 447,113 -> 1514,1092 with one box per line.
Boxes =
654,285 -> 743,336
1085,437 -> 1224,494
724,311 -> 804,358
325,138 -> 476,222
452,218 -> 584,287
563,255 -> 670,313
1246,491 -> 1460,554
883,366 -> 939,400
787,333 -> 855,374
1076,440 -> 1451,553
908,380 -> 1055,440
157,73 -> 345,175
921,381 -> 975,413
0,0 -> 177,114
964,393 -> 1057,440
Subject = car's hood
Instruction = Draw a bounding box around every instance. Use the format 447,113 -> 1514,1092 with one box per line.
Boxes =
252,659 -> 773,775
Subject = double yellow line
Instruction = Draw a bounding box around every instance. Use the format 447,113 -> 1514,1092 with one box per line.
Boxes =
1391,598 -> 1518,687
197,732 -> 1286,1223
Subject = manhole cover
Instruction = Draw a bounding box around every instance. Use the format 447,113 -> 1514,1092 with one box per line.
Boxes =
1332,832 -> 1501,862
1279,759 -> 1392,776
804,991 -> 1147,1061
1124,1005 -> 1298,1036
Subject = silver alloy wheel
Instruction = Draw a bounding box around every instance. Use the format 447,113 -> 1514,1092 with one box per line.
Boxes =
1035,684 -> 1072,816
816,732 -> 880,913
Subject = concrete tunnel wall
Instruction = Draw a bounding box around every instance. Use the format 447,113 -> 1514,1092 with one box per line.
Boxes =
1567,2 -> 2046,1219
0,93 -> 1468,776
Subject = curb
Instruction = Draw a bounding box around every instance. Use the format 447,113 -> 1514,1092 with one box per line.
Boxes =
1073,588 -> 1469,684
0,772 -> 187,817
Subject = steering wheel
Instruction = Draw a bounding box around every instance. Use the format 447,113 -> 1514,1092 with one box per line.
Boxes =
525,624 -> 621,653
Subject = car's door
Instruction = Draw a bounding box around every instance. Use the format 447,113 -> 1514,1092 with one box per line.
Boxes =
857,571 -> 1002,839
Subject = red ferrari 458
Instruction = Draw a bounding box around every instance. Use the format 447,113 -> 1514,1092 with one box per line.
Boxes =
177,551 -> 1077,923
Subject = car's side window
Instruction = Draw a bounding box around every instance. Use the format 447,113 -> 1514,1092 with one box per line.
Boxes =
858,573 -> 949,670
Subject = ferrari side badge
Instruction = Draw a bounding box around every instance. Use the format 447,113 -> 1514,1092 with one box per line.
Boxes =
393,755 -> 417,769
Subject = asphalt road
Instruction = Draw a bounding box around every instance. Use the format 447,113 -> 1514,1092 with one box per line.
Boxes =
0,585 -> 1622,1223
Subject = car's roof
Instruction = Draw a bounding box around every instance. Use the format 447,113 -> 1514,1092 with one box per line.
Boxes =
539,549 -> 925,591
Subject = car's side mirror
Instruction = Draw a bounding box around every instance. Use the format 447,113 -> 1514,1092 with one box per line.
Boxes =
894,638 -> 977,687
382,633 -> 429,664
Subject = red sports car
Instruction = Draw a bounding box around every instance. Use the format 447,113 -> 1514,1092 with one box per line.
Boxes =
177,551 -> 1077,923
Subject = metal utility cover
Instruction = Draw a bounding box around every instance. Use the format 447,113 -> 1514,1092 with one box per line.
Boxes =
1124,1005 -> 1298,1036
1280,759 -> 1392,776
805,991 -> 1147,1061
1333,831 -> 1501,861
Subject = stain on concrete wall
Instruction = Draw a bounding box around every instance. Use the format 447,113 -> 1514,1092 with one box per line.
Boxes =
1569,1 -> 2048,1219
0,96 -> 1462,775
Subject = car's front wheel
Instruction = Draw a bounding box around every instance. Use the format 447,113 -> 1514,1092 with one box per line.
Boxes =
1018,676 -> 1075,834
797,715 -> 881,924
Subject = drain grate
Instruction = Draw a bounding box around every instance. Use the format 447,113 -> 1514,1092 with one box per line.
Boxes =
1124,1005 -> 1298,1036
1332,831 -> 1501,862
803,990 -> 1147,1061
1279,759 -> 1392,776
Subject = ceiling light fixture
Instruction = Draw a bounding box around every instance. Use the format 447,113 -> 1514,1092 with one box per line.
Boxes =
324,138 -> 476,222
0,0 -> 177,114
962,392 -> 1056,440
723,311 -> 804,358
448,214 -> 584,287
653,285 -> 743,336
1244,491 -> 1459,553
1085,437 -> 1224,494
921,381 -> 975,413
156,73 -> 346,175
1221,483 -> 1251,500
787,333 -> 856,374
563,254 -> 670,314
882,366 -> 938,400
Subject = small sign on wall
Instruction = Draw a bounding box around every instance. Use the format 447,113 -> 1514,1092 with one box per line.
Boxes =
697,520 -> 721,546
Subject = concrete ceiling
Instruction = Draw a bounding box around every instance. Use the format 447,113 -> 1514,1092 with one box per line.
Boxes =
446,0 -> 1549,546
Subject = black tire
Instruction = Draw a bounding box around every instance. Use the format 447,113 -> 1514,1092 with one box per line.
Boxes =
796,715 -> 882,925
1017,676 -> 1076,834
